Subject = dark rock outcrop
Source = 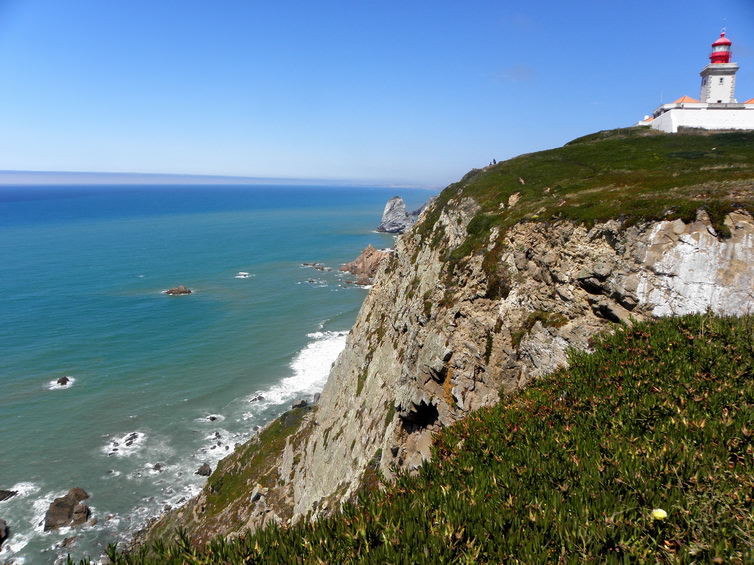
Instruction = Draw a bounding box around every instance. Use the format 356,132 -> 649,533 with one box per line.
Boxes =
166,285 -> 192,295
0,490 -> 17,502
56,376 -> 70,386
291,399 -> 308,409
0,518 -> 7,549
44,488 -> 90,531
196,463 -> 212,477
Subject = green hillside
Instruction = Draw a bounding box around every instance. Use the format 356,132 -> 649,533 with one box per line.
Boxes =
419,128 -> 754,248
84,313 -> 754,564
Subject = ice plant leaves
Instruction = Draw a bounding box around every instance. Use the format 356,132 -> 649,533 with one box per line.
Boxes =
84,313 -> 754,564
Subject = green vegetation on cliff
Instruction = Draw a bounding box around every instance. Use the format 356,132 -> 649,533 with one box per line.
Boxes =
419,128 -> 754,250
84,313 -> 754,564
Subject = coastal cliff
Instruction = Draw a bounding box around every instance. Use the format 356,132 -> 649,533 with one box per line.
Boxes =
144,128 -> 754,547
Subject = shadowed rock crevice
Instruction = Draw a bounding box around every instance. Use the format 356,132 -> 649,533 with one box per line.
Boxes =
399,400 -> 439,433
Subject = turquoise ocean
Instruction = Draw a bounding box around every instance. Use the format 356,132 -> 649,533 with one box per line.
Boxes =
0,185 -> 433,564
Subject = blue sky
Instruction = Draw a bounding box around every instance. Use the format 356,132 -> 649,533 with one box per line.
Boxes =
0,0 -> 752,187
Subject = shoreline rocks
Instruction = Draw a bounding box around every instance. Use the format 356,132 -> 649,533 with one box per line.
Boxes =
340,244 -> 389,285
44,488 -> 91,532
0,490 -> 17,502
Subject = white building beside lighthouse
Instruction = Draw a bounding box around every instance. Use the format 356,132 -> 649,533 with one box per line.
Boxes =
639,31 -> 754,133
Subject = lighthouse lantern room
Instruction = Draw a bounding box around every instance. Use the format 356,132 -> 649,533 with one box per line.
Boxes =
699,31 -> 738,104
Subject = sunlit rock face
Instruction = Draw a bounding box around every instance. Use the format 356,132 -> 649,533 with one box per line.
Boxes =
637,211 -> 754,317
377,196 -> 414,233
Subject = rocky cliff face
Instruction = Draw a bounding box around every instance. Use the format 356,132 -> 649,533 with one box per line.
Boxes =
148,198 -> 754,545
280,205 -> 754,518
145,130 -> 754,546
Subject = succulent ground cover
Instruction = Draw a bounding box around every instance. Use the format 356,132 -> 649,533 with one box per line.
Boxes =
82,312 -> 754,564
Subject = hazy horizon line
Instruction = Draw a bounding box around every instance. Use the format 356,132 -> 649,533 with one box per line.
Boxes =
0,169 -> 440,190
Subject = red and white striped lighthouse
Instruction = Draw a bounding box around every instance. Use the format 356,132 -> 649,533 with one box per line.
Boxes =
709,30 -> 732,64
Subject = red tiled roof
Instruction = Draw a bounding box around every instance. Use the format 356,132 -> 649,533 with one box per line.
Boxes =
673,95 -> 700,103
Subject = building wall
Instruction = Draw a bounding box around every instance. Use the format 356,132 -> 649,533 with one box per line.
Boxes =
652,108 -> 754,133
699,63 -> 738,103
700,74 -> 737,103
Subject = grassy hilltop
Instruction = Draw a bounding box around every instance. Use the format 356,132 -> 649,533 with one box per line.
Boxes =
419,127 -> 754,248
75,129 -> 754,563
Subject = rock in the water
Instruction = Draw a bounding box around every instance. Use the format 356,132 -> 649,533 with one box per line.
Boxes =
340,244 -> 389,285
56,376 -> 70,386
0,518 -> 8,549
376,196 -> 436,234
196,463 -> 212,477
44,488 -> 91,531
291,399 -> 308,409
0,490 -> 17,502
72,503 -> 90,524
377,196 -> 413,233
166,285 -> 192,295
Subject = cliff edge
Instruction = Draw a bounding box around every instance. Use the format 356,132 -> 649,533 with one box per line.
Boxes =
144,128 -> 754,546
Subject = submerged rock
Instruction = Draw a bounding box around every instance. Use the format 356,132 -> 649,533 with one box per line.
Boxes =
44,488 -> 90,531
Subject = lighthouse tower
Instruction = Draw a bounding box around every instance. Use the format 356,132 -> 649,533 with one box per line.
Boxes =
699,30 -> 739,103
640,29 -> 754,133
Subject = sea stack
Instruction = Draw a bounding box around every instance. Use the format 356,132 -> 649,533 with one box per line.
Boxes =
376,197 -> 413,233
377,196 -> 436,234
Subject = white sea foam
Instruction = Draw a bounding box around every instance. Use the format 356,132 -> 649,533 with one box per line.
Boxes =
0,483 -> 46,563
47,376 -> 75,390
102,431 -> 146,457
7,482 -> 40,499
244,330 -> 347,409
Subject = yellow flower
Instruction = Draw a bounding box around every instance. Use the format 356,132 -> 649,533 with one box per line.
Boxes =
651,508 -> 667,521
